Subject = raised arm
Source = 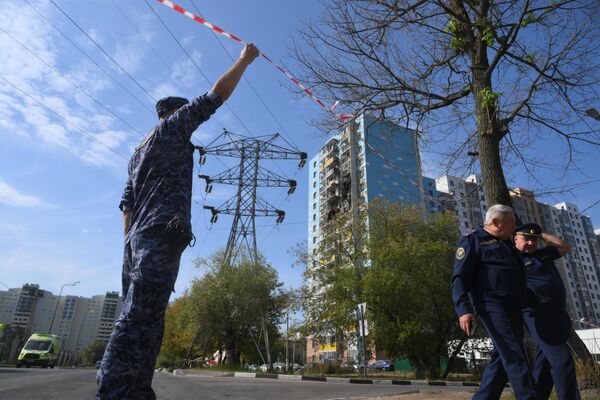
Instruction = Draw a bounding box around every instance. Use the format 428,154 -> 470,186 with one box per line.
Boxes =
212,43 -> 260,102
541,232 -> 572,257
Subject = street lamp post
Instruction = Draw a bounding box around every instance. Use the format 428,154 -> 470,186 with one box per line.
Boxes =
285,312 -> 289,373
49,281 -> 79,333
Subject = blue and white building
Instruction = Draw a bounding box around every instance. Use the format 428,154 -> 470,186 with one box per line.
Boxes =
306,114 -> 437,361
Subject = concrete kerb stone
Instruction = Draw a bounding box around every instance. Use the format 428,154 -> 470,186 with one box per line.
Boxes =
278,374 -> 302,380
326,377 -> 349,383
233,372 -> 256,378
173,370 -> 480,387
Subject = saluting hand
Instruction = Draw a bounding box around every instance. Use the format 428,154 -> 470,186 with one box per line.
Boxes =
459,313 -> 477,336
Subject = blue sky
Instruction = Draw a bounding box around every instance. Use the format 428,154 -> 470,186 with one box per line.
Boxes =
1,0 -> 599,300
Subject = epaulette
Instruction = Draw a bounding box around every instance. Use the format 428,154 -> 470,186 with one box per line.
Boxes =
462,229 -> 477,237
479,238 -> 498,246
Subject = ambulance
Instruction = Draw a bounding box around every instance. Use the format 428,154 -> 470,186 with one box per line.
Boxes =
16,333 -> 61,368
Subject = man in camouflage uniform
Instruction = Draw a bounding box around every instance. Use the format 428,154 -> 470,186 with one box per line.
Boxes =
96,44 -> 260,400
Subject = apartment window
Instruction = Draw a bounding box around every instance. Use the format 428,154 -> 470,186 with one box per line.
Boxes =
313,237 -> 317,244
313,214 -> 316,221
313,161 -> 317,168
313,225 -> 316,232
313,182 -> 316,188
313,171 -> 316,178
313,192 -> 316,199
313,203 -> 316,210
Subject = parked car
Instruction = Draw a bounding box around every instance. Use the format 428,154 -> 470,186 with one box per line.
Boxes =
340,360 -> 366,372
246,364 -> 258,372
259,363 -> 269,372
272,362 -> 286,372
367,360 -> 393,371
292,363 -> 303,371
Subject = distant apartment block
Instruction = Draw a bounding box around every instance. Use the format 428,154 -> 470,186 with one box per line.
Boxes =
0,284 -> 121,356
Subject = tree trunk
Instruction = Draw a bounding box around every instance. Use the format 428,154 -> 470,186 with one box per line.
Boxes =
477,133 -> 513,207
470,2 -> 513,208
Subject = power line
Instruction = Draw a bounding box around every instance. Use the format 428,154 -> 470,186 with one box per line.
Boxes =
23,0 -> 155,115
581,198 -> 600,215
187,0 -> 301,151
107,0 -> 230,169
0,74 -> 129,161
48,0 -> 158,103
0,25 -> 145,139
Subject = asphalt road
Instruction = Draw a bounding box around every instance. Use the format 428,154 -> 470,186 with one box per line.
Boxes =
0,367 -> 475,400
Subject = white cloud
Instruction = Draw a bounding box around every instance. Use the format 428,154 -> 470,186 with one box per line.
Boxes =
0,1 -> 137,168
0,179 -> 53,208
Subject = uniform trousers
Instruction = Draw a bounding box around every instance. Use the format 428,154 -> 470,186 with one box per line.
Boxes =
472,301 -> 538,400
96,226 -> 181,400
522,310 -> 580,400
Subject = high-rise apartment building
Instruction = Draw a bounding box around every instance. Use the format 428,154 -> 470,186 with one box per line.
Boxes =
0,285 -> 122,360
308,114 -> 427,267
306,114 -> 431,361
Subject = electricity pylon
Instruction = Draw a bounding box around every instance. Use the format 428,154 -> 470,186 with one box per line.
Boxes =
197,130 -> 306,266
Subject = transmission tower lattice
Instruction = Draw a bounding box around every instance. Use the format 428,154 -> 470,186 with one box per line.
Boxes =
197,130 -> 306,266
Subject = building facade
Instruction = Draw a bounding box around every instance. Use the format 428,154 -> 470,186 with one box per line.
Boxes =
306,114 -> 431,362
0,284 -> 122,362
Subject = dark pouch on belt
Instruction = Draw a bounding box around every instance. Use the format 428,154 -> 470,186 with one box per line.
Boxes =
165,216 -> 195,254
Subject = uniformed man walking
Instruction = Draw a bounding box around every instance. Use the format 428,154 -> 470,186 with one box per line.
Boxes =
96,44 -> 260,400
514,223 -> 579,399
451,204 -> 538,399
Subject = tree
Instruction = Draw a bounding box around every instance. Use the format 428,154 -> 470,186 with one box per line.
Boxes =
82,340 -> 107,365
185,251 -> 287,366
364,201 -> 460,378
292,0 -> 600,206
158,294 -> 195,368
300,207 -> 369,360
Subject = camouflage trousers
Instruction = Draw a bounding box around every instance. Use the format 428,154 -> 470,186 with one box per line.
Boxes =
96,225 -> 183,400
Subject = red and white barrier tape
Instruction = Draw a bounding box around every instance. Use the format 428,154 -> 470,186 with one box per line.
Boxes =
157,0 -> 351,120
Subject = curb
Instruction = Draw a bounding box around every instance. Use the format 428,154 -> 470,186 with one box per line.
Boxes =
172,370 -> 480,387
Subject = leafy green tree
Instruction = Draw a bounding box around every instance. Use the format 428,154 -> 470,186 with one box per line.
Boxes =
82,340 -> 107,365
301,208 -> 369,359
185,250 -> 287,366
158,294 -> 195,368
364,201 -> 460,378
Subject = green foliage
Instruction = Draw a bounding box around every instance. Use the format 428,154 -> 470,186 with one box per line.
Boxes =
82,340 -> 107,365
302,209 -> 369,354
482,26 -> 495,46
444,19 -> 458,34
445,18 -> 466,52
159,295 -> 195,368
479,87 -> 502,111
185,251 -> 286,365
364,201 -> 460,378
525,53 -> 536,64
521,11 -> 537,27
158,250 -> 287,367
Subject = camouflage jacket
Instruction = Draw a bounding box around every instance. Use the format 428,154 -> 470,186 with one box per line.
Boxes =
119,92 -> 222,237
